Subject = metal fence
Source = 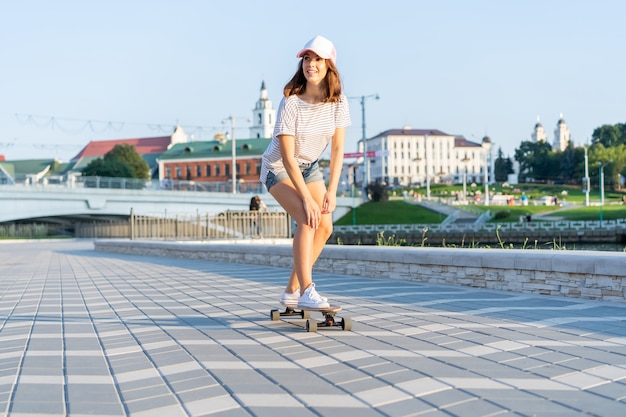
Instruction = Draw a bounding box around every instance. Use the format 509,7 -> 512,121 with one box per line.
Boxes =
333,218 -> 626,234
73,211 -> 292,239
0,223 -> 59,239
129,210 -> 292,240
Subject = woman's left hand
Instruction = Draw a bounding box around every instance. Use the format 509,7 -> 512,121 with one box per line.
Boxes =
321,192 -> 336,214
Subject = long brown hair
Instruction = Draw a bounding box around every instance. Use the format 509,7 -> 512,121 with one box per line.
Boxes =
283,59 -> 343,103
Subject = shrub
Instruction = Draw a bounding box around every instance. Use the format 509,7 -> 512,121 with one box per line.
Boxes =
494,210 -> 511,220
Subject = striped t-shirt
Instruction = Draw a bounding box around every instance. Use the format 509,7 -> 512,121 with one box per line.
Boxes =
260,93 -> 351,185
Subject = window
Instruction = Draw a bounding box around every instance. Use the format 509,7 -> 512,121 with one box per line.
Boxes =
175,167 -> 181,178
225,164 -> 230,176
196,165 -> 202,177
245,162 -> 251,175
165,167 -> 171,178
206,164 -> 211,177
215,165 -> 221,176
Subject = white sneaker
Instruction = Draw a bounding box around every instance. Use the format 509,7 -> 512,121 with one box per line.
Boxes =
280,288 -> 327,307
280,289 -> 300,307
297,283 -> 330,309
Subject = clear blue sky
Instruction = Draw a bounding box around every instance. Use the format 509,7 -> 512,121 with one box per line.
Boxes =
1,0 -> 624,162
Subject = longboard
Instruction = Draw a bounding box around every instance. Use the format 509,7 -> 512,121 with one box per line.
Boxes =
270,303 -> 352,332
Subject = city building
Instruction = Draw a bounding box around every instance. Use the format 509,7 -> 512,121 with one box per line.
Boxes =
249,81 -> 276,139
554,113 -> 571,151
68,126 -> 187,178
531,114 -> 571,151
531,116 -> 548,143
345,128 -> 493,190
0,159 -> 63,185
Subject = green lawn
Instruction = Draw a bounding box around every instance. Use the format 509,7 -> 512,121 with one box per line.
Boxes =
390,183 -> 625,205
486,205 -> 556,222
334,200 -> 445,225
551,205 -> 626,221
487,204 -> 626,222
334,198 -> 626,225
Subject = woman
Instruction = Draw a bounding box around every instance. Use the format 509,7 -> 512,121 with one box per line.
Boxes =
260,35 -> 351,309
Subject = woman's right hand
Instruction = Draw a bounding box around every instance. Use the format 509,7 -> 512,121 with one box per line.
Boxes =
302,196 -> 321,229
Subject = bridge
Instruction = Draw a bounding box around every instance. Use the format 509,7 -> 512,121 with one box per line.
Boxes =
0,176 -> 361,223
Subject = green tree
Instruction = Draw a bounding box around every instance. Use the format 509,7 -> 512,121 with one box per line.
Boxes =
514,140 -> 553,182
82,144 -> 149,179
559,142 -> 583,184
590,143 -> 626,190
493,147 -> 514,182
591,123 -> 626,148
82,158 -> 134,178
366,181 -> 389,202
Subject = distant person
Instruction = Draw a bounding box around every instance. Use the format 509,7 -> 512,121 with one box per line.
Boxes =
249,195 -> 267,236
249,195 -> 261,211
161,176 -> 171,190
260,35 -> 351,309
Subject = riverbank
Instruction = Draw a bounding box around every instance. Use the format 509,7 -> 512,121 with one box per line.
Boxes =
332,219 -> 626,250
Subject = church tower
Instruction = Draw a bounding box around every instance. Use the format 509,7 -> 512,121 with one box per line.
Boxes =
249,81 -> 275,138
553,113 -> 571,151
531,116 -> 547,143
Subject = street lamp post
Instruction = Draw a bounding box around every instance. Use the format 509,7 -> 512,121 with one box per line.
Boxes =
599,162 -> 605,226
461,155 -> 470,203
349,94 -> 379,200
484,147 -> 490,205
224,115 -> 249,194
424,134 -> 430,200
414,134 -> 431,201
584,146 -> 590,206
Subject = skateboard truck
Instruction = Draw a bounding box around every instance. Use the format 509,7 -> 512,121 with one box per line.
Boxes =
270,304 -> 352,332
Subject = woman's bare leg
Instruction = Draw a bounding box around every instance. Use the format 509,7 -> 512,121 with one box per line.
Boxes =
269,179 -> 331,294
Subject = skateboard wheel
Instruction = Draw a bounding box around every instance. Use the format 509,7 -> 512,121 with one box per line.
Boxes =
301,310 -> 311,319
270,309 -> 280,321
341,317 -> 352,331
306,318 -> 317,332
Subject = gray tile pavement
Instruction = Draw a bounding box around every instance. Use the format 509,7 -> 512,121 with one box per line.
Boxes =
0,240 -> 625,416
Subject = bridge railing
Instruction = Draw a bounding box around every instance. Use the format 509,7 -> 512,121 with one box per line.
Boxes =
14,174 -> 267,194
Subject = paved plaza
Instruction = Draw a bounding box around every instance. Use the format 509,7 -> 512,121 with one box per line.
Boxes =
1,240 -> 626,417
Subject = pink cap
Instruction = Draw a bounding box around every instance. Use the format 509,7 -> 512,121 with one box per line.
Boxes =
296,35 -> 337,64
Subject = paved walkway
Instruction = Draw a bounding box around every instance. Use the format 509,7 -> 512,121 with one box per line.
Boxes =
1,240 -> 626,417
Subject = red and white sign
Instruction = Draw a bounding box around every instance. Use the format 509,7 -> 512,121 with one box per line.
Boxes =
343,150 -> 388,158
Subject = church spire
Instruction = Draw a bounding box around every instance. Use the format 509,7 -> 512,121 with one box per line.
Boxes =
249,81 -> 275,139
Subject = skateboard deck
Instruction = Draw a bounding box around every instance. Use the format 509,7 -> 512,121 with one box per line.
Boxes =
286,303 -> 341,312
270,303 -> 351,332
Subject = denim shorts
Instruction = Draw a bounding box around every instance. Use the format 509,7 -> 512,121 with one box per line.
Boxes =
265,160 -> 323,191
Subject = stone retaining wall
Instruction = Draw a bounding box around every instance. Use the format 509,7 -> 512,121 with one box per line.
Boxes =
94,239 -> 626,303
